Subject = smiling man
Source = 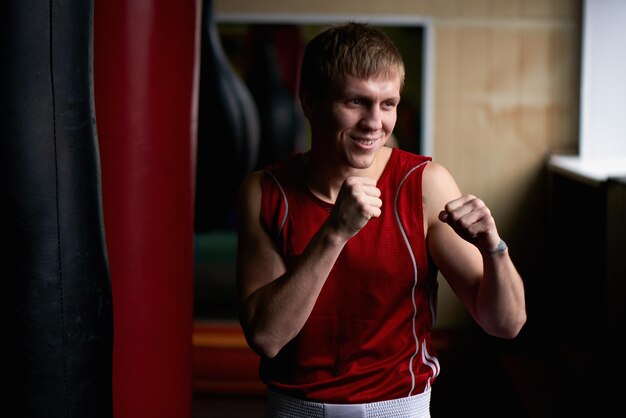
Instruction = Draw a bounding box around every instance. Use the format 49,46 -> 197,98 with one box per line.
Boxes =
235,22 -> 526,418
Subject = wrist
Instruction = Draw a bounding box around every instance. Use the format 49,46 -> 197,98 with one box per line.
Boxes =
483,239 -> 508,254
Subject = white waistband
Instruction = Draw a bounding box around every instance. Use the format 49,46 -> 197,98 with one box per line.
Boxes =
267,388 -> 431,418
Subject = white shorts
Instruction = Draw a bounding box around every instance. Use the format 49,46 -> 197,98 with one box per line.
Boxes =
266,388 -> 431,418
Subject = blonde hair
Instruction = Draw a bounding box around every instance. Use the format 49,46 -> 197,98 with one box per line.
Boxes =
299,22 -> 405,100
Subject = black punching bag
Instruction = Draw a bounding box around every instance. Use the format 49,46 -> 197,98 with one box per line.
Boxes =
244,25 -> 307,170
195,0 -> 260,232
1,1 -> 113,417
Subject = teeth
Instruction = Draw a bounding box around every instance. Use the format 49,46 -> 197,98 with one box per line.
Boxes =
355,138 -> 375,145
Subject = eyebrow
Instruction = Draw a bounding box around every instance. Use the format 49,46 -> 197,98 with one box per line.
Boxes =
342,89 -> 401,102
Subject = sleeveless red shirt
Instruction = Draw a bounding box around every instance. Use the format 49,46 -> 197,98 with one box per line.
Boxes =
259,148 -> 439,403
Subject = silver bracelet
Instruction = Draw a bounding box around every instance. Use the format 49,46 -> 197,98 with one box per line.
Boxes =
487,239 -> 508,254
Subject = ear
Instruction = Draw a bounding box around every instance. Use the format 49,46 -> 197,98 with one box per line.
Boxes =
299,85 -> 314,119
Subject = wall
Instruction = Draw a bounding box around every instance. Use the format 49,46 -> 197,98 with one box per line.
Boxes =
214,0 -> 583,328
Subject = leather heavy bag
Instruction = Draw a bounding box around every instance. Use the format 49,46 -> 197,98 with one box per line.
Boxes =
0,1 -> 113,417
94,1 -> 199,417
243,24 -> 307,170
195,0 -> 260,232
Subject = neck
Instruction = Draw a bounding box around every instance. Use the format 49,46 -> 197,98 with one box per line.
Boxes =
302,147 -> 393,203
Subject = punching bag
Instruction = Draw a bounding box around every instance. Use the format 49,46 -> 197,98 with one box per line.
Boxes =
195,0 -> 260,232
1,1 -> 113,417
244,25 -> 307,170
94,1 -> 200,417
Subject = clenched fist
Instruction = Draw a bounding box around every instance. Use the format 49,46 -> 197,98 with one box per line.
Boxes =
438,194 -> 502,253
329,176 -> 382,239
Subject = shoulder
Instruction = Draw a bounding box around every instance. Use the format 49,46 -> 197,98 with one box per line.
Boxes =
382,148 -> 431,186
423,161 -> 455,187
237,170 -> 265,209
240,153 -> 304,193
390,147 -> 431,167
265,153 -> 304,174
422,161 -> 462,224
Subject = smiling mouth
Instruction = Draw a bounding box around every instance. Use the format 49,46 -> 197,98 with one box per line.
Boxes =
351,136 -> 379,146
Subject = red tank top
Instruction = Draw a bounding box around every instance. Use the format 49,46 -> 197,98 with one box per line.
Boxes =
259,148 -> 439,403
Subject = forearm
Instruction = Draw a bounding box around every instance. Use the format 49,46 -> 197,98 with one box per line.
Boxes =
240,223 -> 347,358
475,249 -> 527,338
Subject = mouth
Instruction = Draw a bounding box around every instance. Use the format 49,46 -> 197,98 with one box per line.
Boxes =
350,136 -> 380,146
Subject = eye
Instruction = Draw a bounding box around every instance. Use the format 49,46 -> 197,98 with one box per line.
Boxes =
383,100 -> 399,109
349,98 -> 364,106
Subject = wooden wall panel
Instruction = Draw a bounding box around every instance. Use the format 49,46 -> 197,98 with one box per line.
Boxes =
215,0 -> 580,19
434,19 -> 580,204
432,14 -> 580,326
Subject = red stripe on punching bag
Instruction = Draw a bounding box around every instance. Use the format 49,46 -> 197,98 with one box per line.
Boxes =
94,1 -> 201,417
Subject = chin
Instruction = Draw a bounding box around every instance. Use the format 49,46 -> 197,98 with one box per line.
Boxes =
345,153 -> 376,170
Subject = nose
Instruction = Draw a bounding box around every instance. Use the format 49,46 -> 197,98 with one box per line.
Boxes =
360,106 -> 383,131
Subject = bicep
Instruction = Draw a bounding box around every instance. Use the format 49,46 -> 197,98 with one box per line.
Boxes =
428,221 -> 483,313
235,172 -> 286,302
423,163 -> 483,315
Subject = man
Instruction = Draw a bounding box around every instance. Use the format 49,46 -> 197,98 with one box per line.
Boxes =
235,22 -> 526,417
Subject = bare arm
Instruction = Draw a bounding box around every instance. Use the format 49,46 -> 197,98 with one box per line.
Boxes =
424,163 -> 526,338
236,172 -> 382,357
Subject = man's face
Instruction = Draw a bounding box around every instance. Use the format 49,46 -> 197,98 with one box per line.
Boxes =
309,74 -> 401,170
